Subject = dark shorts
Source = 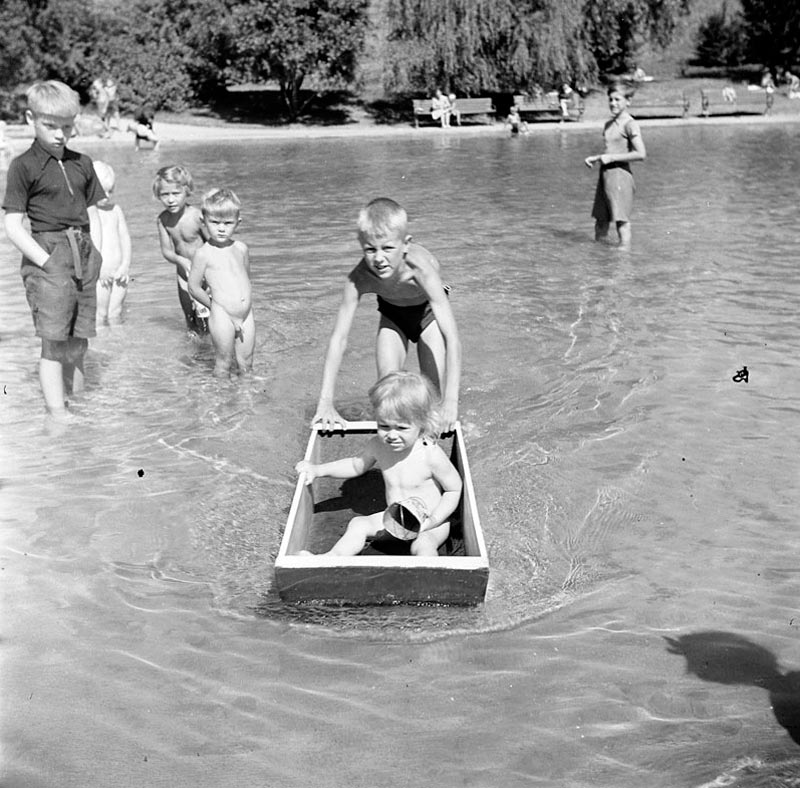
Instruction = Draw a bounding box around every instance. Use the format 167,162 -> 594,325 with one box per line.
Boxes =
377,297 -> 436,343
22,229 -> 102,341
591,165 -> 635,224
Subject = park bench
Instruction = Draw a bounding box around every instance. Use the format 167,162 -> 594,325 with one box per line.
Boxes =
700,88 -> 773,117
412,97 -> 496,127
629,92 -> 690,118
513,94 -> 584,122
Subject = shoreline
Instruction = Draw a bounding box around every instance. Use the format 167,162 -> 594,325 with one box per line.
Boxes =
4,107 -> 800,147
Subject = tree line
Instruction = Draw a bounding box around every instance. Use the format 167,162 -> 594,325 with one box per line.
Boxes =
0,0 -> 796,122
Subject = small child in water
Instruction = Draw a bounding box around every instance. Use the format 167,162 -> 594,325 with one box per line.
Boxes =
153,165 -> 209,333
295,370 -> 463,557
188,188 -> 255,376
93,161 -> 132,324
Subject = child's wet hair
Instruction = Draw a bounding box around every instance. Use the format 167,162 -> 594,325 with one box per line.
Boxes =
93,161 -> 115,194
26,81 -> 80,118
201,187 -> 241,217
152,165 -> 194,197
357,198 -> 408,240
369,371 -> 440,439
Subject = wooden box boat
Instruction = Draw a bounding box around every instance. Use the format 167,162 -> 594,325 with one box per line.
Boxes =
275,421 -> 489,605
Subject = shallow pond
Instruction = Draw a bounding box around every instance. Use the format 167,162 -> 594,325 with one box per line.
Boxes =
2,121 -> 799,787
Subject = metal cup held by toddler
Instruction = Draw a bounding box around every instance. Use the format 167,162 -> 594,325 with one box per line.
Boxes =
382,497 -> 429,541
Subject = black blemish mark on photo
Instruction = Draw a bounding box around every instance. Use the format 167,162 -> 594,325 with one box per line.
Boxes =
732,366 -> 748,383
137,469 -> 145,478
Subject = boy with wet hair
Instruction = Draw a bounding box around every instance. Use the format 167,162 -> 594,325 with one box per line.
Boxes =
188,188 -> 254,377
153,164 -> 209,333
312,197 -> 461,433
584,82 -> 646,249
2,80 -> 105,420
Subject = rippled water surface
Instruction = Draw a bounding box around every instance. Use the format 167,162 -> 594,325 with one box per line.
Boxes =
2,123 -> 799,787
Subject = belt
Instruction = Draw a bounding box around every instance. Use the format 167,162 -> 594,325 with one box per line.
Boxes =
64,227 -> 86,290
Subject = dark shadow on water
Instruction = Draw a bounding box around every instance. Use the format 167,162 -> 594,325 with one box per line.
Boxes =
665,631 -> 800,745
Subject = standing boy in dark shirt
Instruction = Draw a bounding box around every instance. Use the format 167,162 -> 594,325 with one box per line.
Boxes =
2,81 -> 105,420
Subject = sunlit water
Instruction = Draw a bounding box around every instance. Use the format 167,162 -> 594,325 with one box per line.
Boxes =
2,122 -> 799,787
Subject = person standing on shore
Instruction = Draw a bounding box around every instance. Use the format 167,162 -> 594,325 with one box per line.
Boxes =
584,82 -> 646,250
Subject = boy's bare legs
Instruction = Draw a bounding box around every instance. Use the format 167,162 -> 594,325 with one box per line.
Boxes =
96,281 -> 111,326
38,338 -> 86,418
376,322 -> 408,378
232,310 -> 256,375
594,220 -> 611,243
417,322 -> 446,395
107,281 -> 127,322
64,338 -> 87,394
39,357 -> 68,417
208,307 -> 235,376
616,221 -> 632,250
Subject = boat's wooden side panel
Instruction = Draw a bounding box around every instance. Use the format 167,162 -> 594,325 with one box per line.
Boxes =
276,562 -> 489,605
275,421 -> 489,605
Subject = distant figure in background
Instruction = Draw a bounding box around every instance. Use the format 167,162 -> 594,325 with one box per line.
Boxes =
632,65 -> 653,83
760,69 -> 776,92
430,89 -> 452,127
787,72 -> 800,99
584,82 -> 646,250
505,105 -> 528,135
93,161 -> 132,325
89,77 -> 110,136
722,85 -> 737,103
133,104 -> 158,149
558,82 -> 574,120
448,93 -> 460,125
102,76 -> 120,131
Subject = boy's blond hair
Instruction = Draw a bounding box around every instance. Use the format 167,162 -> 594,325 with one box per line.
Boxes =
26,81 -> 80,118
201,187 -> 241,217
369,370 -> 440,440
152,165 -> 194,198
357,198 -> 408,240
93,161 -> 115,194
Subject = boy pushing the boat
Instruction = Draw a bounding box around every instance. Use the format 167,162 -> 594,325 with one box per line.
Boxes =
313,197 -> 461,433
2,81 -> 105,420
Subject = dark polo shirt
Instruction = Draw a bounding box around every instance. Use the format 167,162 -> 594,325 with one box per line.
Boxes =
2,139 -> 106,232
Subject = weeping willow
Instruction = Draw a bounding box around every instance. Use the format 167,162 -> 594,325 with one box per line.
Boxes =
382,0 -> 690,94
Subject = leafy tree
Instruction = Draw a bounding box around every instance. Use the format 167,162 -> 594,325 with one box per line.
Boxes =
740,0 -> 800,72
584,0 -> 692,75
0,0 -> 44,92
383,0 -> 691,96
694,7 -> 748,67
231,0 -> 370,120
